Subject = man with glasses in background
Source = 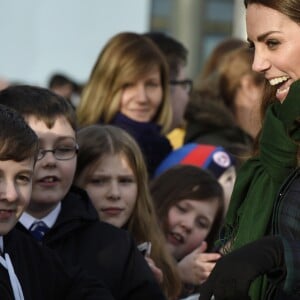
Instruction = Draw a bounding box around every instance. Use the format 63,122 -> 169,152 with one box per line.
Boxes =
144,32 -> 192,149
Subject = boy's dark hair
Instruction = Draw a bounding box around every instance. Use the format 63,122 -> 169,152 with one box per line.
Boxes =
0,85 -> 77,130
0,104 -> 38,161
48,73 -> 74,89
48,73 -> 81,93
144,32 -> 188,80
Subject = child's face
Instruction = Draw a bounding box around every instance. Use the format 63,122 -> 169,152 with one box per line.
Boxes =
26,116 -> 77,217
0,159 -> 34,235
166,198 -> 219,260
120,66 -> 163,122
80,153 -> 137,228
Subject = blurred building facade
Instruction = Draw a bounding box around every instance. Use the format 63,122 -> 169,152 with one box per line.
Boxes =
0,0 -> 246,87
150,0 -> 246,79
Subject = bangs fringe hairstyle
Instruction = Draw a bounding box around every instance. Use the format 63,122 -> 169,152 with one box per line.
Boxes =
77,32 -> 172,134
150,165 -> 225,251
75,125 -> 181,299
0,104 -> 38,162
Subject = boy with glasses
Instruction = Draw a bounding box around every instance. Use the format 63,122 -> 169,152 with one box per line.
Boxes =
0,103 -> 112,300
0,85 -> 167,300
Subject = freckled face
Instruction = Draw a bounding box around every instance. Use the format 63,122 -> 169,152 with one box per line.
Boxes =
246,4 -> 300,101
120,67 -> 163,122
165,198 -> 219,260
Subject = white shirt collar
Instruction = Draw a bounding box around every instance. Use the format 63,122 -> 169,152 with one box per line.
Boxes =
19,202 -> 61,230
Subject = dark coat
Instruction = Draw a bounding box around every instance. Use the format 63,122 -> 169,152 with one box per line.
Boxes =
16,186 -> 166,300
3,228 -> 112,300
267,168 -> 300,299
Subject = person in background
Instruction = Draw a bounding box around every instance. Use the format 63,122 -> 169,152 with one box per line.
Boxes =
194,37 -> 246,88
199,0 -> 300,299
218,46 -> 265,141
150,165 -> 224,299
74,124 -> 182,300
0,85 -> 167,300
184,48 -> 264,167
185,38 -> 250,167
0,103 -> 112,300
144,32 -> 192,149
155,143 -> 236,216
77,32 -> 172,178
0,77 -> 10,91
48,73 -> 83,108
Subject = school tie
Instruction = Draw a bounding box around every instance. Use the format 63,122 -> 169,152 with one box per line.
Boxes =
0,253 -> 25,300
29,220 -> 49,241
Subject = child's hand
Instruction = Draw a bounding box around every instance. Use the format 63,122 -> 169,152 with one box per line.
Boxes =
177,241 -> 222,285
144,256 -> 164,284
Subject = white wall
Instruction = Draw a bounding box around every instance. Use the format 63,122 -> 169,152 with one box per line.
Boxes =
0,0 -> 151,86
233,0 -> 247,40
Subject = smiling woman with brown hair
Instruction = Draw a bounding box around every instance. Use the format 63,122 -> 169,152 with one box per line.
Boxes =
77,32 -> 173,177
198,1 -> 300,299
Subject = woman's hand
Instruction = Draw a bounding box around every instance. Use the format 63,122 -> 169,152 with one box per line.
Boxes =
144,256 -> 164,284
198,236 -> 285,300
177,241 -> 222,285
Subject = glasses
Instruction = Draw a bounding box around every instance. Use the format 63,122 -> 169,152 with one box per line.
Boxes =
37,144 -> 79,161
170,79 -> 193,93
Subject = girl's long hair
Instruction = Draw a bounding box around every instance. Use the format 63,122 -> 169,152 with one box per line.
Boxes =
75,125 -> 181,299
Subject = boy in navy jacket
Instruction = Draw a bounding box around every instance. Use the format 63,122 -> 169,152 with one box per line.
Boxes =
0,103 -> 112,300
0,85 -> 166,300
